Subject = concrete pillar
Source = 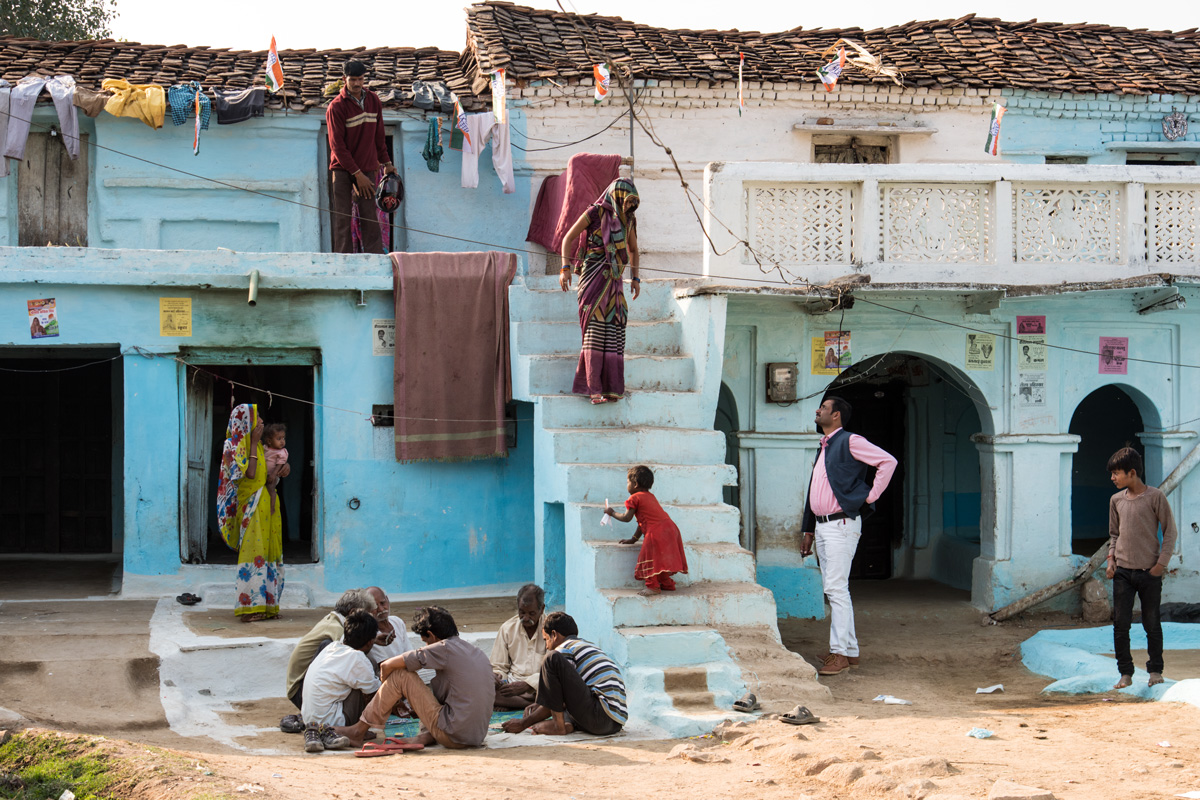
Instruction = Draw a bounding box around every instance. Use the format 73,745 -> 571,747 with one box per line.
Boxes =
1137,430 -> 1197,569
971,433 -> 1080,611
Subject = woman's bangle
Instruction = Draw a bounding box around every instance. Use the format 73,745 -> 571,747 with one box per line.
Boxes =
560,266 -> 571,272
630,277 -> 641,283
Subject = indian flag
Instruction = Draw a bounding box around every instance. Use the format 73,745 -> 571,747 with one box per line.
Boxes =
266,37 -> 284,93
984,103 -> 1005,156
593,63 -> 610,103
737,52 -> 744,116
491,68 -> 506,124
817,47 -> 846,92
452,93 -> 472,149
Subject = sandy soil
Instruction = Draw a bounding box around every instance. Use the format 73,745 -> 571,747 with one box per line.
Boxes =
5,581 -> 1199,800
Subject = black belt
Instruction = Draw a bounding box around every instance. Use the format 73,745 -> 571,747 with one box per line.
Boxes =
814,512 -> 849,524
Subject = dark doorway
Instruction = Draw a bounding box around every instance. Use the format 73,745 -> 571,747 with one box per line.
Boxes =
714,382 -> 740,510
1069,386 -> 1144,556
0,354 -> 117,554
185,364 -> 316,564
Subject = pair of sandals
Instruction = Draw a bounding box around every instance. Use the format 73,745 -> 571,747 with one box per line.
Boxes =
354,737 -> 425,758
732,692 -> 820,726
176,593 -> 202,606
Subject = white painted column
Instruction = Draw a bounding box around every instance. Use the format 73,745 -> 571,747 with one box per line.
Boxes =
858,178 -> 879,268
1126,181 -> 1146,270
993,180 -> 1014,269
971,433 -> 1080,611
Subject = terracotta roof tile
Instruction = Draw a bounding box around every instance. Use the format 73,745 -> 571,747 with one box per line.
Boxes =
0,38 -> 484,110
464,1 -> 1200,95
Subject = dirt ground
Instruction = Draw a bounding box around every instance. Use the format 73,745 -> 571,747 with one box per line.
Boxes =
4,581 -> 1199,800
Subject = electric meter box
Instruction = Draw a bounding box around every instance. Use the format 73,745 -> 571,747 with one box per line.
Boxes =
766,362 -> 798,403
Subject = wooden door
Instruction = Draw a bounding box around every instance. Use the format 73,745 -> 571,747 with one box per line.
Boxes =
18,132 -> 88,247
184,371 -> 214,563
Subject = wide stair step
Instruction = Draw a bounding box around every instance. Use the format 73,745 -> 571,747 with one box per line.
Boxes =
510,276 -> 677,323
520,353 -> 694,396
564,462 -> 736,505
590,541 -> 755,588
606,581 -> 778,628
533,391 -> 709,427
549,427 -> 726,465
514,320 -> 683,356
571,502 -> 742,545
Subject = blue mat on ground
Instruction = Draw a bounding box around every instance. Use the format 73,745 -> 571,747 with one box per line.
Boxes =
384,710 -> 524,739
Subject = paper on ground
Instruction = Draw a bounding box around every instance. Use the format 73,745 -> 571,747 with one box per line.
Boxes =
1175,792 -> 1200,798
976,684 -> 1004,694
966,727 -> 994,739
872,694 -> 912,705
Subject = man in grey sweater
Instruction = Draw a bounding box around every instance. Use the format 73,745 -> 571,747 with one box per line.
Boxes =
1106,447 -> 1177,689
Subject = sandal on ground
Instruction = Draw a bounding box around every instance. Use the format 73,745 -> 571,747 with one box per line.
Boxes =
732,692 -> 759,713
280,714 -> 304,734
354,740 -> 425,757
176,593 -> 202,606
239,612 -> 268,623
780,705 -> 820,725
590,395 -> 608,405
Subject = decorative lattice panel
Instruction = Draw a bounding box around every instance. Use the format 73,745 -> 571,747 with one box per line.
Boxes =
880,184 -> 990,263
746,185 -> 854,265
1147,187 -> 1200,264
1015,186 -> 1121,263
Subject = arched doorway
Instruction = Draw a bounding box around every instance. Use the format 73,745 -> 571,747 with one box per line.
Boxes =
826,353 -> 990,591
1068,386 -> 1145,556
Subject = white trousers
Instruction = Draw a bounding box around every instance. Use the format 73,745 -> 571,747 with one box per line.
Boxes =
814,516 -> 863,657
4,75 -> 80,164
460,111 -> 515,194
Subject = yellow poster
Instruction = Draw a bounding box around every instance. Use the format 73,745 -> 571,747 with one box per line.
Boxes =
811,336 -> 838,375
160,298 -> 192,337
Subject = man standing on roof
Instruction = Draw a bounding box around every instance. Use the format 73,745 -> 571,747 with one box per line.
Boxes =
326,59 -> 396,254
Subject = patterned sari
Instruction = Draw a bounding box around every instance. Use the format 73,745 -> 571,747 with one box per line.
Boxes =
571,178 -> 639,399
217,403 -> 284,618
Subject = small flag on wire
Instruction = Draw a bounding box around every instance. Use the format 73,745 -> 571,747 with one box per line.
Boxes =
737,52 -> 744,116
265,36 -> 284,93
817,47 -> 846,92
490,68 -> 506,124
452,92 -> 472,149
594,63 -> 611,103
193,90 -> 201,155
984,103 -> 1005,156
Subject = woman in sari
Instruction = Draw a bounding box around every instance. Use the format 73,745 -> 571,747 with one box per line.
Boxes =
217,403 -> 285,622
559,178 -> 640,404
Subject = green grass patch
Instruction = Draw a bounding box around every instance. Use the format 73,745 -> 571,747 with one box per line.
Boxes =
0,732 -> 121,800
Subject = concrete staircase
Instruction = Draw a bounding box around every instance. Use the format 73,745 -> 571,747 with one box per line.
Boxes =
511,274 -> 781,737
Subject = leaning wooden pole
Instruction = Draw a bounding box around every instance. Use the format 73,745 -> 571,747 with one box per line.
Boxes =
988,439 -> 1200,623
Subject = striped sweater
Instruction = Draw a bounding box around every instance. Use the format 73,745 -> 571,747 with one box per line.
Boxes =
557,638 -> 628,725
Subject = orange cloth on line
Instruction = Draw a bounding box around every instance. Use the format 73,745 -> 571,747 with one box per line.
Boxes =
102,79 -> 165,129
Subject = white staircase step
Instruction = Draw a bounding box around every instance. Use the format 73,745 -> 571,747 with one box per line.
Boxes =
590,541 -> 755,589
510,278 -> 678,323
534,390 -> 710,428
606,581 -> 779,628
615,625 -> 731,667
522,353 -> 694,395
564,462 -> 736,505
513,319 -> 683,356
548,427 -> 727,465
571,502 -> 742,545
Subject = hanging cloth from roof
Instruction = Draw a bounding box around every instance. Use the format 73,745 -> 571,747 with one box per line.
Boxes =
422,117 -> 443,172
167,82 -> 212,156
72,84 -> 112,118
213,87 -> 265,125
102,79 -> 165,129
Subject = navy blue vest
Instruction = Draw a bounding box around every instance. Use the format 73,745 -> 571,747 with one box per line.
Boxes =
801,428 -> 875,533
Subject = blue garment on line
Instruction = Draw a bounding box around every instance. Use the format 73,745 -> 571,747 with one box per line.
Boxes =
166,82 -> 211,129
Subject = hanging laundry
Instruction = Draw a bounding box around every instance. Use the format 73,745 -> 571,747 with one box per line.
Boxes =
593,63 -> 610,103
265,37 -> 285,93
460,111 -> 514,194
0,81 -> 9,178
526,152 -> 621,250
102,79 -> 165,129
422,117 -> 443,172
817,47 -> 846,92
490,68 -> 506,124
451,92 -> 472,150
167,83 -> 211,155
72,85 -> 112,118
6,75 -> 82,161
984,103 -> 1006,156
213,87 -> 265,125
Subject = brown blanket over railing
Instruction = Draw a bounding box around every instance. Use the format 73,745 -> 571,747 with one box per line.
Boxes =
390,251 -> 517,462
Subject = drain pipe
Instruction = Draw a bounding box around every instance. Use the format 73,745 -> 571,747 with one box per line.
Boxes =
988,438 -> 1200,623
248,270 -> 260,306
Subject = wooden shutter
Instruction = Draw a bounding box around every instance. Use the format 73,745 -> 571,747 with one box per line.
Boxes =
18,132 -> 88,247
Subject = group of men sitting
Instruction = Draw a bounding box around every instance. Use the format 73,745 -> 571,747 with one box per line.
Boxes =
280,583 -> 627,753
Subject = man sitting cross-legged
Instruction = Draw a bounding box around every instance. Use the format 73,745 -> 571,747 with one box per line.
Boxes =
501,611 -> 626,736
334,606 -> 495,749
300,610 -> 381,753
490,583 -> 547,709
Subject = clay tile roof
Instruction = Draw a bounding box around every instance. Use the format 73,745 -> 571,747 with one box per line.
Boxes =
0,38 -> 485,110
464,1 -> 1200,95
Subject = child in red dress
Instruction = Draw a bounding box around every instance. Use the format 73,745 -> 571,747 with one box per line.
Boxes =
603,465 -> 688,596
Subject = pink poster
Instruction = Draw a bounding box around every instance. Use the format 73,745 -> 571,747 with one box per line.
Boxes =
1016,316 -> 1046,334
1099,336 -> 1128,375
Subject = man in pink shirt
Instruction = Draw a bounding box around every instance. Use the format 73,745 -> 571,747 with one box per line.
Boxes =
800,396 -> 897,676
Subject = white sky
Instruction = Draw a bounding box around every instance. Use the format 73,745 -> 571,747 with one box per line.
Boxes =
111,0 -> 1197,53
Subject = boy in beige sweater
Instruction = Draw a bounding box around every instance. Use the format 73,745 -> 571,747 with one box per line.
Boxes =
1106,447 -> 1177,689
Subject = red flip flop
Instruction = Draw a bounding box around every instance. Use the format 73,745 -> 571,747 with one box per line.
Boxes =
353,740 -> 425,758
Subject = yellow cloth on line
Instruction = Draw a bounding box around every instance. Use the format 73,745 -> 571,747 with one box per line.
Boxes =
102,79 -> 165,129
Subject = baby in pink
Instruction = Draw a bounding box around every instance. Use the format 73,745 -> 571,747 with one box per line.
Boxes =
263,423 -> 289,512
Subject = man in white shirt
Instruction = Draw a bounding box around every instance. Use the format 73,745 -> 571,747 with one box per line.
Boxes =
490,583 -> 546,709
300,610 -> 381,752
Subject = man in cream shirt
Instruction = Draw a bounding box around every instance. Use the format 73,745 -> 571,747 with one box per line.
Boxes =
490,583 -> 546,709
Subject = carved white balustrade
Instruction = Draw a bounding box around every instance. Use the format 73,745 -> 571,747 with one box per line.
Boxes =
704,163 -> 1200,286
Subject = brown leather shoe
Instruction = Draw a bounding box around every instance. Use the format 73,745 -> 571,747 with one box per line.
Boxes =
819,652 -> 860,668
818,653 -> 851,676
